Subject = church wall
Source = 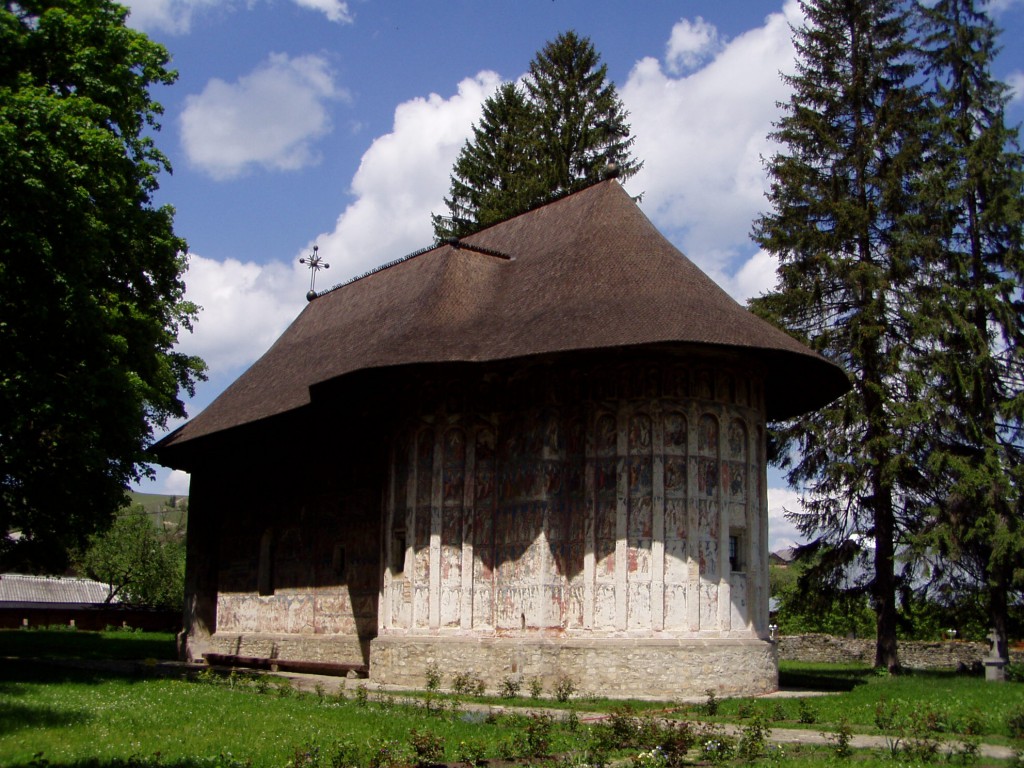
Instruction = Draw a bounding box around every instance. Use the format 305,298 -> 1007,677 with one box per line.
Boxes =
373,356 -> 776,697
192,471 -> 382,667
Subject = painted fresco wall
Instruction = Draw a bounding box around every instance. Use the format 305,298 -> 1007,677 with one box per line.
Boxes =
209,484 -> 381,662
380,359 -> 768,640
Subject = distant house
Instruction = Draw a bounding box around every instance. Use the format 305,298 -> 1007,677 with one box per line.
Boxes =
770,548 -> 797,567
0,573 -> 177,631
155,179 -> 848,698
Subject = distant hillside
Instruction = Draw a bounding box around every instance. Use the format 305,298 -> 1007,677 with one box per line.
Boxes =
126,492 -> 188,534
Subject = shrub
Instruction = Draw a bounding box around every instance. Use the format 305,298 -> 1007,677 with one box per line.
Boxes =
367,738 -> 407,768
797,699 -> 816,724
408,729 -> 444,767
529,676 -> 544,699
736,710 -> 770,761
455,738 -> 487,767
424,664 -> 441,692
1007,706 -> 1024,739
450,671 -> 485,696
702,688 -> 719,717
827,718 -> 853,759
328,739 -> 364,768
696,723 -> 734,765
554,675 -> 577,702
513,713 -> 553,757
498,676 -> 521,699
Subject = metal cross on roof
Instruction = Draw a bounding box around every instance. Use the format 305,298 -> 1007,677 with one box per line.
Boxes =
299,245 -> 329,301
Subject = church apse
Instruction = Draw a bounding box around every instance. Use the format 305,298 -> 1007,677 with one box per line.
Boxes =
372,355 -> 777,698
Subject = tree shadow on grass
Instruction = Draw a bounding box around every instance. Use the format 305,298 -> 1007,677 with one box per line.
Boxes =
778,665 -> 875,692
0,699 -> 94,735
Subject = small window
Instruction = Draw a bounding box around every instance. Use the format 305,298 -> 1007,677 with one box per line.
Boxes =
729,534 -> 741,572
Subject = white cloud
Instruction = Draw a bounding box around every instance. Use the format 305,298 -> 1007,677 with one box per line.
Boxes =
180,53 -> 348,180
164,470 -> 192,495
124,0 -> 222,34
291,0 -> 352,23
988,0 -> 1024,12
311,71 -> 503,280
623,0 -> 802,286
726,248 -> 779,304
125,0 -> 351,33
767,486 -> 810,554
665,17 -> 721,74
1008,71 -> 1024,104
176,253 -> 307,374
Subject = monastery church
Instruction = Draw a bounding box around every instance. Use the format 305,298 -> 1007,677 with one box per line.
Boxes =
155,178 -> 847,698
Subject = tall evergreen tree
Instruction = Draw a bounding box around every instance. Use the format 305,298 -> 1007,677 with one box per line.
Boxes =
524,31 -> 640,195
432,83 -> 544,240
433,31 -> 640,240
750,0 -> 926,671
911,0 -> 1024,660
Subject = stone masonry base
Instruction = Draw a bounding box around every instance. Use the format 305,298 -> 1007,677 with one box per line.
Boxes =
188,631 -> 370,667
369,635 -> 778,700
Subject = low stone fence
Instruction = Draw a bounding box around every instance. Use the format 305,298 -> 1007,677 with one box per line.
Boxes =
778,633 -> 1023,669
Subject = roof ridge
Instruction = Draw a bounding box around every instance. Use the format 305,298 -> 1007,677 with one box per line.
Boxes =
312,238 -> 514,300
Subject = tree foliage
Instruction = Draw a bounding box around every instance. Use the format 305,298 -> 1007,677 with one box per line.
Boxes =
910,0 -> 1024,660
433,31 -> 641,239
755,0 -> 1024,664
0,0 -> 205,571
750,0 -> 927,671
77,504 -> 185,609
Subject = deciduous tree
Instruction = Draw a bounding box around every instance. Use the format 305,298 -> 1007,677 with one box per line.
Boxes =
0,0 -> 205,571
77,505 -> 185,609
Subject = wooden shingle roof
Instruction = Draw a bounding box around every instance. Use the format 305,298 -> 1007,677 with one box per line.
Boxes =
156,180 -> 848,460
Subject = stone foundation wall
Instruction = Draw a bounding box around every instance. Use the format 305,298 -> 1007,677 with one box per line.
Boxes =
370,635 -> 777,699
203,631 -> 369,666
778,634 -> 1024,668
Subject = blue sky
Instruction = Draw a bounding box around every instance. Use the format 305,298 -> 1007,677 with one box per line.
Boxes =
126,0 -> 1024,550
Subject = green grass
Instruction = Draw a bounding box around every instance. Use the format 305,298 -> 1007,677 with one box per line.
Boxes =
0,629 -> 177,662
2,636 -> 1023,767
0,662 -> 588,768
701,661 -> 1024,744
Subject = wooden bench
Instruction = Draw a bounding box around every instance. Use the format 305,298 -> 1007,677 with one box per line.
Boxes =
202,653 -> 368,678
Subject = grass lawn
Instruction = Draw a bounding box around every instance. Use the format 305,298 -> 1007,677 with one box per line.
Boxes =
1,630 -> 1023,767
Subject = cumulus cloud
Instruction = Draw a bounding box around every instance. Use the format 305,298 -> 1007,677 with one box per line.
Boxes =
124,0 -> 221,34
622,0 -> 802,289
1008,71 -> 1024,104
290,0 -> 352,23
125,0 -> 351,33
176,253 -> 307,374
766,486 -> 810,554
665,17 -> 721,74
180,53 -> 348,180
311,71 -> 503,281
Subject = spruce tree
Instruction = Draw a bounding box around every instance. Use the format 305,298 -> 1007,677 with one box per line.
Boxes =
912,0 -> 1024,660
432,83 -> 544,240
750,0 -> 926,671
433,31 -> 640,240
524,31 -> 640,195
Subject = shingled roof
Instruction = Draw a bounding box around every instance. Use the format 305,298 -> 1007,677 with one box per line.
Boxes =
156,179 -> 848,459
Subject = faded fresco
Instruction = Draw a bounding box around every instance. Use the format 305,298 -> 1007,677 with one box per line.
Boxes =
381,362 -> 766,639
